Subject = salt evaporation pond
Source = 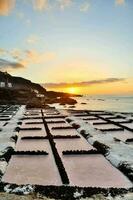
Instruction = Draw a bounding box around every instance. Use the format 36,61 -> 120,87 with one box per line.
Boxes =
47,122 -> 71,129
2,108 -> 133,189
15,139 -> 50,152
51,127 -> 79,136
23,119 -> 43,123
93,123 -> 120,130
111,118 -> 130,122
45,118 -> 66,123
21,123 -> 44,129
85,119 -> 106,124
24,113 -> 42,118
19,129 -> 47,137
61,154 -> 132,188
121,122 -> 133,129
105,130 -> 133,142
3,155 -> 62,186
55,138 -> 94,153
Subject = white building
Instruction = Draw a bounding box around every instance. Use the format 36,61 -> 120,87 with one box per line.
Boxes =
0,82 -> 12,88
0,82 -> 5,87
8,83 -> 12,88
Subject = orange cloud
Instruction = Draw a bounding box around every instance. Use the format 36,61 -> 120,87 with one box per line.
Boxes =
0,0 -> 15,16
44,78 -> 125,88
20,49 -> 56,66
0,47 -> 56,68
115,0 -> 125,6
44,78 -> 133,95
33,0 -> 49,11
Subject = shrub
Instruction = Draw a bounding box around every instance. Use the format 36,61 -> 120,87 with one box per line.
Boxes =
118,162 -> 133,182
0,147 -> 14,162
93,141 -> 109,155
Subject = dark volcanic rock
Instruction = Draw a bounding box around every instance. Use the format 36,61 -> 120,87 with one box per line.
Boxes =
0,71 -> 46,94
58,97 -> 77,105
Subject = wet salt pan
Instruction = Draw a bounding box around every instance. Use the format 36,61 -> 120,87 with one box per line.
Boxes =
3,155 -> 62,186
61,154 -> 132,188
15,139 -> 51,152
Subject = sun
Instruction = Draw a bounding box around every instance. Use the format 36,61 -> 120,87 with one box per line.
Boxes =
67,87 -> 79,94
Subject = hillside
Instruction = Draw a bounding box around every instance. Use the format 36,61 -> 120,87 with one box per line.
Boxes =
0,71 -> 79,106
0,71 -> 46,94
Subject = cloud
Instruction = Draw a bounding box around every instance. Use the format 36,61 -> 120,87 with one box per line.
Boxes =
10,49 -> 22,59
115,0 -> 125,6
44,78 -> 126,88
80,1 -> 90,12
20,49 -> 56,66
57,0 -> 72,10
0,0 -> 126,17
0,0 -> 15,16
26,35 -> 40,44
0,48 -> 56,68
0,48 -> 6,56
0,58 -> 25,71
33,0 -> 49,11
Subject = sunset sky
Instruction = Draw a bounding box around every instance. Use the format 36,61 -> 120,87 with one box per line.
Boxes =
0,0 -> 133,95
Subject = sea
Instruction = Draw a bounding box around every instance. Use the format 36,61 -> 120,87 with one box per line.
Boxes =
52,95 -> 133,113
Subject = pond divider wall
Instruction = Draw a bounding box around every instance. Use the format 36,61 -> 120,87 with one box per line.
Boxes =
62,150 -> 100,155
41,109 -> 69,185
12,151 -> 49,155
51,126 -> 75,130
21,136 -> 48,140
93,114 -> 133,132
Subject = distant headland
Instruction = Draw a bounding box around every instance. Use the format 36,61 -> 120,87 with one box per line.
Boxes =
0,71 -> 81,107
